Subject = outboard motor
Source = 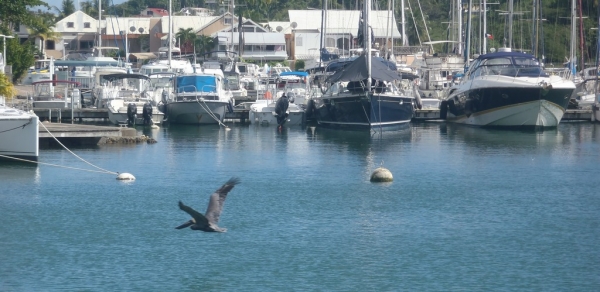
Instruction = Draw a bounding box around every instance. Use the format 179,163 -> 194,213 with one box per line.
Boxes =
127,103 -> 137,126
275,94 -> 290,129
142,102 -> 153,125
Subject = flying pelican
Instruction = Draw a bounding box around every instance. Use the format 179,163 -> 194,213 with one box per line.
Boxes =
175,177 -> 241,232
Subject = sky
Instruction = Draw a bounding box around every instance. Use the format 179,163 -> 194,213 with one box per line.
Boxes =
40,0 -> 128,11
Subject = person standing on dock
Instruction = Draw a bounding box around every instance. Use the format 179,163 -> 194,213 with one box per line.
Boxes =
70,67 -> 76,82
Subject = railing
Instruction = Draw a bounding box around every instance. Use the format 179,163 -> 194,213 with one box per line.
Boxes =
176,85 -> 219,101
471,65 -> 567,82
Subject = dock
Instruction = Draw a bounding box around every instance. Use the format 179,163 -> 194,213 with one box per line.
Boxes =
38,122 -> 123,147
32,107 -> 250,123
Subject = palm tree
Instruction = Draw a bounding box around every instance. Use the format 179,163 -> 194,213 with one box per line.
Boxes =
53,0 -> 76,21
28,16 -> 60,59
175,28 -> 197,55
195,35 -> 216,58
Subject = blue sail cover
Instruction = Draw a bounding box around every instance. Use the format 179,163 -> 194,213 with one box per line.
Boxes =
177,75 -> 217,93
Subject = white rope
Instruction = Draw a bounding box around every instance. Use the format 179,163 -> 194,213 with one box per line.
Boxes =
195,96 -> 230,129
38,121 -> 118,175
0,154 -> 117,175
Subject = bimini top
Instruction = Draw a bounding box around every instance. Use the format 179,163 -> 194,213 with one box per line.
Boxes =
101,73 -> 150,82
279,71 -> 309,77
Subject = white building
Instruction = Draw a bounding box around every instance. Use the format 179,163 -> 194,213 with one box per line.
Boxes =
286,10 -> 402,60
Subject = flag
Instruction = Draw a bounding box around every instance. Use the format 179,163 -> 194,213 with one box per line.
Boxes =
485,33 -> 494,40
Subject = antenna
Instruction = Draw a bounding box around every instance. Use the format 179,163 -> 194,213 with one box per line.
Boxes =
291,22 -> 297,29
276,26 -> 283,32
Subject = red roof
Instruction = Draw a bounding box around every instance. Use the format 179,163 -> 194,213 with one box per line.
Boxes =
142,8 -> 169,16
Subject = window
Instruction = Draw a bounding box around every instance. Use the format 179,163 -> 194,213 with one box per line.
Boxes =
80,40 -> 94,49
266,45 -> 275,51
219,45 -> 227,51
224,17 -> 232,25
242,27 -> 254,32
67,22 -> 74,28
46,40 -> 55,50
296,37 -> 302,46
84,22 -> 91,28
147,11 -> 154,16
244,45 -> 252,52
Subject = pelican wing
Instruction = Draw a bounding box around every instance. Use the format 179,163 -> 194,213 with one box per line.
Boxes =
178,201 -> 209,227
205,177 -> 240,224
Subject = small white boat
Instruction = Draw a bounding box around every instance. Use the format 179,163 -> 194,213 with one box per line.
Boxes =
103,73 -> 164,126
31,80 -> 82,109
249,98 -> 305,127
0,101 -> 39,161
165,71 -> 234,125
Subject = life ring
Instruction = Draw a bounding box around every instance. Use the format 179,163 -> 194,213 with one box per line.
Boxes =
264,91 -> 272,100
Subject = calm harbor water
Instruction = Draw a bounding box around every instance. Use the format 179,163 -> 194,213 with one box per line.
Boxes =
1,121 -> 599,291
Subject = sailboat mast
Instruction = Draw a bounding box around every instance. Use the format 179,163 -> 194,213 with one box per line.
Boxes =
483,0 -> 487,54
465,0 -> 472,67
401,0 -> 407,46
98,0 -> 102,55
570,0 -> 576,78
231,0 -> 235,59
365,0 -> 371,90
578,0 -> 585,72
319,0 -> 327,65
508,0 -> 513,49
386,0 -> 391,58
457,0 -> 462,55
168,0 -> 172,68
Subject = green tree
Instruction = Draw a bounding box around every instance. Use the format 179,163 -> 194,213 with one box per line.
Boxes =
28,15 -> 61,59
0,73 -> 17,99
294,59 -> 305,70
0,0 -> 48,32
6,38 -> 36,83
195,35 -> 216,57
175,27 -> 197,54
53,0 -> 76,21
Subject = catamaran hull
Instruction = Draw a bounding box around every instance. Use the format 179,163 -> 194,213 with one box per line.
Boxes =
166,101 -> 228,125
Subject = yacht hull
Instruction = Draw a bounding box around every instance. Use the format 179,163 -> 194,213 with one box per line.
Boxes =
445,86 -> 573,128
166,101 -> 228,124
0,108 -> 39,161
314,93 -> 414,131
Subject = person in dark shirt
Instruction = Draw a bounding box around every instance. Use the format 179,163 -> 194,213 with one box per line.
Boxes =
275,93 -> 289,130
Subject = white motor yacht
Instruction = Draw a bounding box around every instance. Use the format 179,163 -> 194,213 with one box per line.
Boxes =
0,100 -> 39,161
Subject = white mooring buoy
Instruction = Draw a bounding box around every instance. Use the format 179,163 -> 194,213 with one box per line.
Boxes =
116,173 -> 136,181
370,167 -> 393,183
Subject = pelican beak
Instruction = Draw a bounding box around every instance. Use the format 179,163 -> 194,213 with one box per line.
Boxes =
175,220 -> 194,229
